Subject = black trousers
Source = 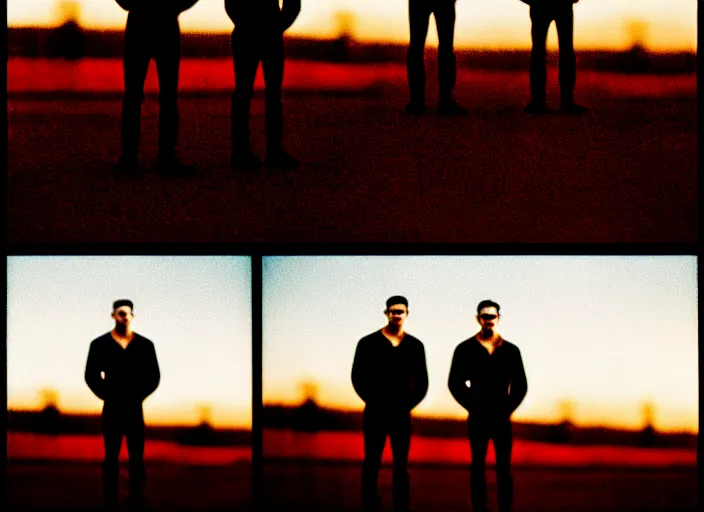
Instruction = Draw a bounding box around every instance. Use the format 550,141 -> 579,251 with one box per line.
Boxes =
407,0 -> 457,104
362,407 -> 412,512
468,416 -> 514,512
529,2 -> 576,104
101,401 -> 146,505
231,29 -> 285,154
121,13 -> 181,160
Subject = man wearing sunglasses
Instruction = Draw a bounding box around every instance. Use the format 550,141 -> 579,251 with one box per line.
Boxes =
85,299 -> 161,510
448,300 -> 527,512
352,296 -> 429,512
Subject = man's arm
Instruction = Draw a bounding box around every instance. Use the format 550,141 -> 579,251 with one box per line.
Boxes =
85,342 -> 106,400
351,340 -> 370,404
507,347 -> 527,416
176,0 -> 200,14
142,342 -> 161,400
409,343 -> 428,410
448,344 -> 473,412
224,0 -> 240,25
280,0 -> 301,32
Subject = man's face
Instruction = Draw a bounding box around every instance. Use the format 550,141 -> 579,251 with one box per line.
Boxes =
385,303 -> 408,329
477,306 -> 499,332
112,305 -> 134,328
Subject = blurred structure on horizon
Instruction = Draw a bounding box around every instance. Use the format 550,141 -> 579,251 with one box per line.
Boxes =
47,1 -> 84,59
7,27 -> 695,75
262,398 -> 697,448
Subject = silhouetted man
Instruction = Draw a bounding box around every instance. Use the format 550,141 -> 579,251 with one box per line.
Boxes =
521,0 -> 589,115
406,0 -> 468,116
448,300 -> 527,512
85,299 -> 160,510
113,1 -> 199,176
227,0 -> 301,171
352,296 -> 428,512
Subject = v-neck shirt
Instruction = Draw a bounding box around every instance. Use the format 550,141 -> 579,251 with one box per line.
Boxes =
85,331 -> 160,404
352,329 -> 429,413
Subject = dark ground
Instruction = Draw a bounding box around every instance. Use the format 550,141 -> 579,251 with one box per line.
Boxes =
7,72 -> 696,243
6,460 -> 252,511
263,461 -> 697,512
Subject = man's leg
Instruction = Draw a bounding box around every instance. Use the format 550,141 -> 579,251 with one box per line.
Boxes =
362,408 -> 388,512
119,15 -> 151,166
231,29 -> 263,169
262,32 -> 299,168
101,407 -> 124,509
406,0 -> 432,114
493,420 -> 514,512
527,6 -> 552,112
154,18 -> 182,163
125,407 -> 147,509
468,416 -> 491,512
555,4 -> 588,113
389,412 -> 412,512
435,0 -> 467,115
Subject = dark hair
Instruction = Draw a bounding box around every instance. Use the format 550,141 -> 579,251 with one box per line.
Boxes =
113,299 -> 134,312
386,296 -> 408,309
477,299 -> 500,315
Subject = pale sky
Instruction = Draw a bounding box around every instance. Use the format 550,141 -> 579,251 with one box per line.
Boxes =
7,256 -> 252,428
262,256 -> 698,433
6,0 -> 697,51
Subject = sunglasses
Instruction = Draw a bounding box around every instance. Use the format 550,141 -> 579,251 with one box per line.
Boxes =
116,311 -> 130,318
388,309 -> 407,315
479,314 -> 498,321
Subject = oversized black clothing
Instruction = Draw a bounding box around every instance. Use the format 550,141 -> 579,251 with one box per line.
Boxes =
85,332 -> 160,506
448,336 -> 527,512
352,330 -> 428,512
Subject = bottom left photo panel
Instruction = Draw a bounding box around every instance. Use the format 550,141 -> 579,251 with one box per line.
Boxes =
6,256 -> 253,511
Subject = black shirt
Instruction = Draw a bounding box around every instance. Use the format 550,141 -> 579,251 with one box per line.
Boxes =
352,329 -> 429,413
448,336 -> 527,419
85,332 -> 160,405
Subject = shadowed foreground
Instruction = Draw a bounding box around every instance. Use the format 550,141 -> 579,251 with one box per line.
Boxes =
264,461 -> 697,512
7,66 -> 696,243
6,460 -> 252,511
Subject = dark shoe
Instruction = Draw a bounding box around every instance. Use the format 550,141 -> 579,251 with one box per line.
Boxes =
438,99 -> 469,117
559,101 -> 590,115
265,148 -> 299,170
230,150 -> 263,171
524,101 -> 552,115
112,155 -> 141,174
154,156 -> 196,177
405,102 -> 428,116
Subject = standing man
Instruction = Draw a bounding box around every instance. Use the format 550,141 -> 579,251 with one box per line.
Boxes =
227,0 -> 301,171
406,0 -> 468,116
85,299 -> 160,510
448,300 -> 527,512
352,296 -> 429,512
113,1 -> 199,176
521,0 -> 589,115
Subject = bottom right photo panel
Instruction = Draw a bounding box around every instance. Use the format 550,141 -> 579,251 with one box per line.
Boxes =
261,255 -> 697,512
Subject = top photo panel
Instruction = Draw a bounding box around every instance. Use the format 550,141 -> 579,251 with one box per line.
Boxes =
7,1 -> 696,244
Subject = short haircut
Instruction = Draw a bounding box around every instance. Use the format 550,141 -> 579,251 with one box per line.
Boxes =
113,299 -> 134,312
386,296 -> 408,309
477,299 -> 500,315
